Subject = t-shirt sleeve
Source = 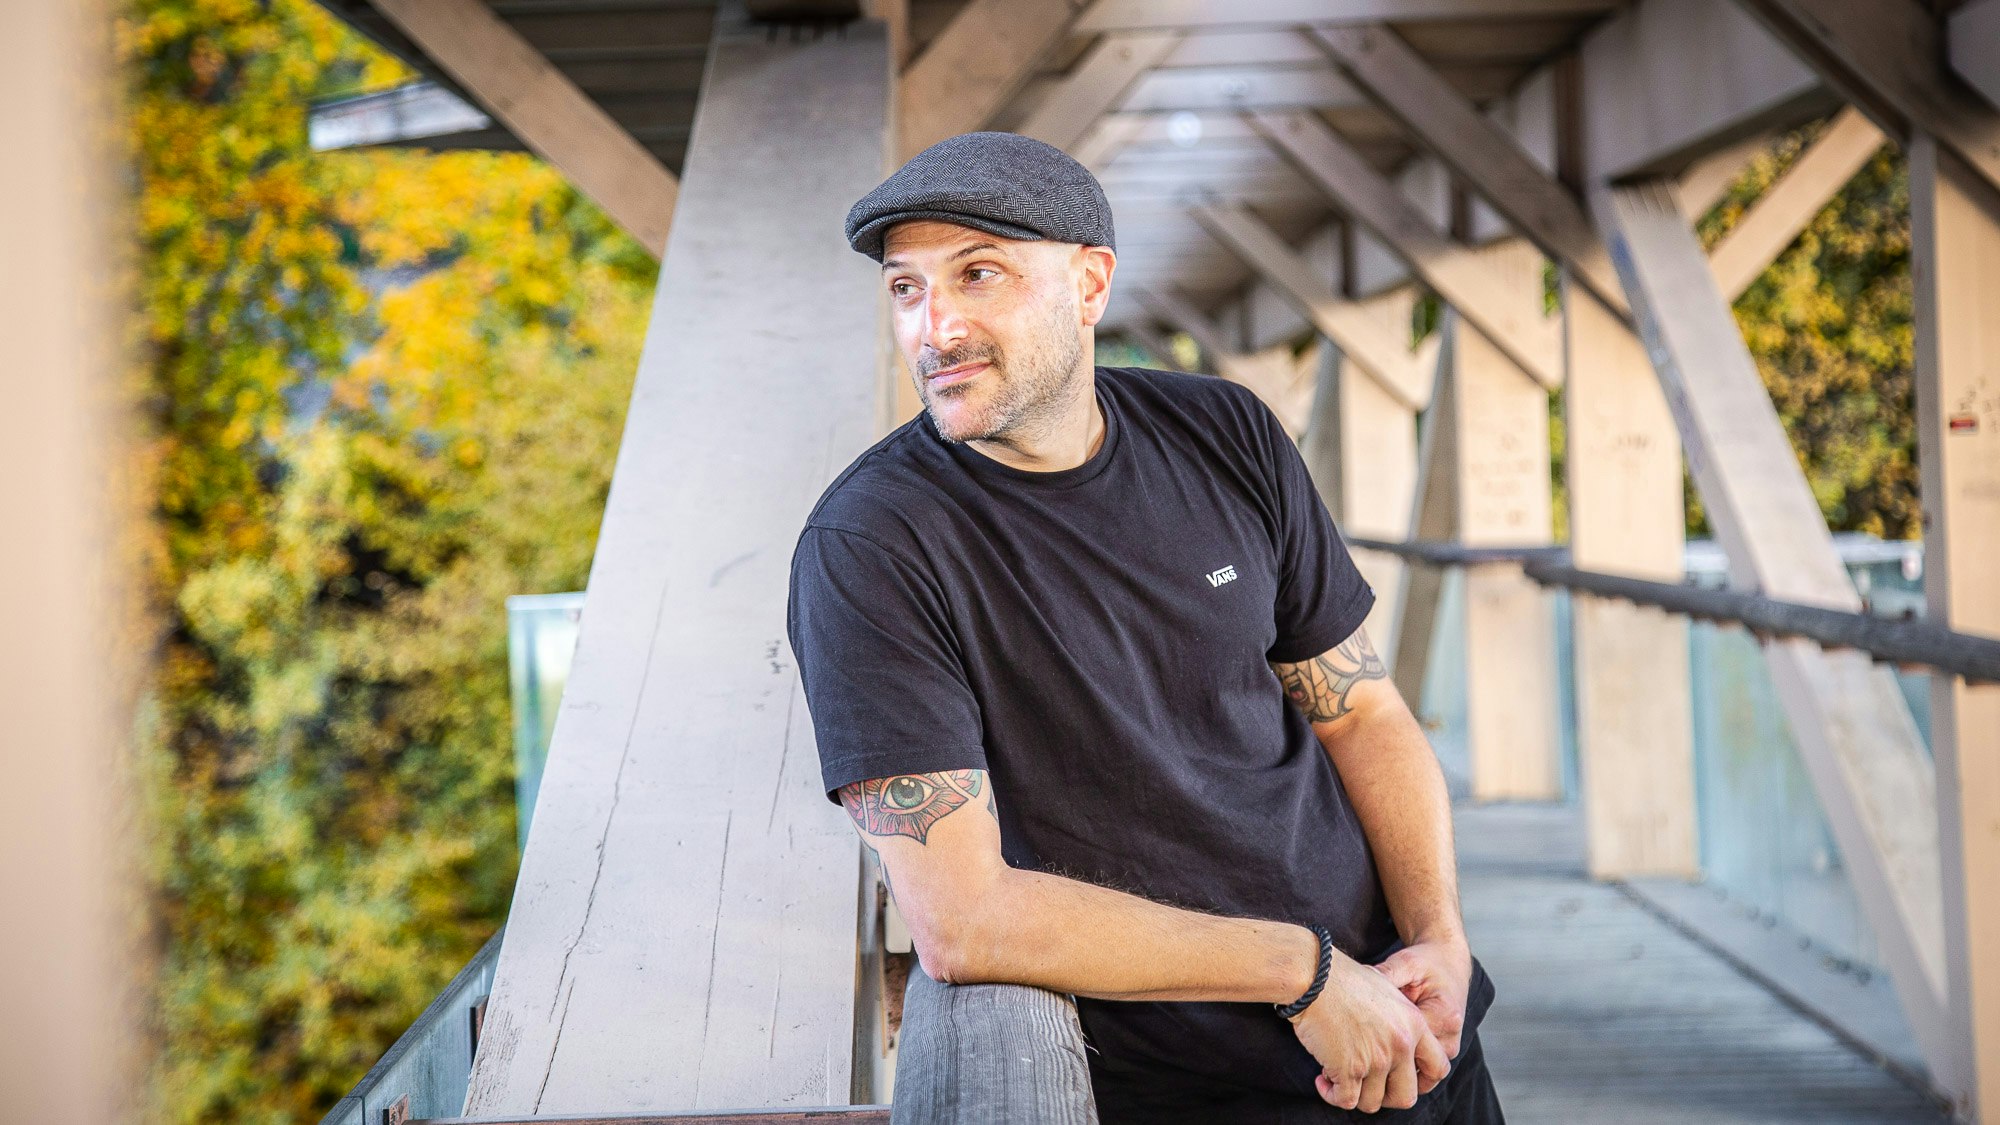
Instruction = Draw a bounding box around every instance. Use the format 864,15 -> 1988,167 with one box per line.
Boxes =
787,525 -> 988,803
1257,404 -> 1377,664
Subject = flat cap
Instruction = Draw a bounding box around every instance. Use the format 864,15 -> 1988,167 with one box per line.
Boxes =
845,131 -> 1116,262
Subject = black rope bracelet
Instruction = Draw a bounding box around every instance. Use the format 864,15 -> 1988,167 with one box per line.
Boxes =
1275,924 -> 1335,1021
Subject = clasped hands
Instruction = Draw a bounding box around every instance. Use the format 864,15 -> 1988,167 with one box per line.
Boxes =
1285,936 -> 1472,1113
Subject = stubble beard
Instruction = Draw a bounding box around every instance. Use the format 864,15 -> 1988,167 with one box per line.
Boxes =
917,296 -> 1086,446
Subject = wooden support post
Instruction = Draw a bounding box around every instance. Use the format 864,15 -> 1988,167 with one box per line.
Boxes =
0,2 -> 137,1120
463,16 -> 892,1114
1910,132 -> 2000,1122
1390,332 -> 1458,707
1707,106 -> 1885,301
1562,276 -> 1697,878
1298,295 -> 1425,667
365,0 -> 679,255
1600,180 -> 1957,1090
1443,303 -> 1562,802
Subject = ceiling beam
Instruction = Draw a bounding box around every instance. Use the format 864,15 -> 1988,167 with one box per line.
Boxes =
1734,0 -> 2000,191
1707,105 -> 1885,301
1246,108 -> 1562,389
899,0 -> 1081,160
1309,23 -> 1627,315
1020,31 -> 1185,152
365,0 -> 679,256
1187,199 -> 1432,408
1078,0 -> 1621,33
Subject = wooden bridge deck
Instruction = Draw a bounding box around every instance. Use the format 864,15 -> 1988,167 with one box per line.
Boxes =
1454,801 -> 1950,1124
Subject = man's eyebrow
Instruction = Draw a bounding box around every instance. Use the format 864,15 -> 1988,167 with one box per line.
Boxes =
881,241 -> 1009,272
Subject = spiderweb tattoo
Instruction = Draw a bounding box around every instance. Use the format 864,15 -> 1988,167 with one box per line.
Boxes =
1273,628 -> 1387,723
838,769 -> 984,845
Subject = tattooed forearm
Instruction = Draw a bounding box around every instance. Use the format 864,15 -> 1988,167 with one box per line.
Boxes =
838,769 -> 985,845
1273,628 -> 1388,723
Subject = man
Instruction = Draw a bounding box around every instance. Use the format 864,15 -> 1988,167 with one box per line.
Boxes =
787,131 -> 1502,1123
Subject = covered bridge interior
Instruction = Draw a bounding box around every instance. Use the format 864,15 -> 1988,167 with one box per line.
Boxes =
273,0 -> 2000,1121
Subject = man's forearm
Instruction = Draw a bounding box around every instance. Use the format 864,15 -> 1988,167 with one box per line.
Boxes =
1318,700 -> 1464,947
912,862 -> 1322,1004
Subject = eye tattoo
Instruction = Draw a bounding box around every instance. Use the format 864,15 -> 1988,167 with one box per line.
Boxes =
840,769 -> 984,845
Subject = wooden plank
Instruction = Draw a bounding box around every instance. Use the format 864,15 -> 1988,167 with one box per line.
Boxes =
1019,31 -> 1183,153
1309,23 -> 1627,316
365,0 -> 678,255
1187,199 -> 1430,409
1677,129 -> 1777,219
1561,273 -> 1696,878
1247,105 -> 1564,389
1116,64 -> 1368,113
461,18 -> 890,1115
1708,106 -> 1885,301
1600,180 -> 1958,1093
0,2 -> 133,1123
898,0 -> 1077,159
1128,287 -> 1306,426
1735,0 -> 2000,192
1909,132 -> 2000,1121
1077,0 -> 1621,33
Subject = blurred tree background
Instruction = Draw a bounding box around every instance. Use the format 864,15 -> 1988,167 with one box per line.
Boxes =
115,2 -> 1919,1122
120,0 -> 654,1120
1697,116 -> 1918,540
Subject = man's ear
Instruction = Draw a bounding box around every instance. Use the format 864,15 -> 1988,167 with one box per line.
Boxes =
1075,245 -> 1117,327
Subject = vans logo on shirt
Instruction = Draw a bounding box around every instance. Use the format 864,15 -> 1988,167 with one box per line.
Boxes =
1205,565 -> 1238,588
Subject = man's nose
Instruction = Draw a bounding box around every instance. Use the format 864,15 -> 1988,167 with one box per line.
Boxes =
920,288 -> 970,352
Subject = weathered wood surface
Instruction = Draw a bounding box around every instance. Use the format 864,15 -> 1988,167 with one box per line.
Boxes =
460,17 -> 891,1116
1456,802 -> 1951,1124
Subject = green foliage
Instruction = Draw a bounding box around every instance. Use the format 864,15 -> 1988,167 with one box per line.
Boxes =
1698,119 -> 1917,539
122,1 -> 654,1120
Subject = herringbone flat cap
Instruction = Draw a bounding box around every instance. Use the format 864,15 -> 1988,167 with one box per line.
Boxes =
845,131 -> 1116,262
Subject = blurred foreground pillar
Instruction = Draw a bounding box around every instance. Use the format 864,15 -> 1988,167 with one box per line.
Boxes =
0,0 -> 141,1121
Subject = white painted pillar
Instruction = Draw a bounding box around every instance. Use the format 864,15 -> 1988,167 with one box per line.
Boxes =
1561,283 -> 1698,878
1910,133 -> 2000,1123
1446,302 -> 1562,802
464,16 -> 892,1114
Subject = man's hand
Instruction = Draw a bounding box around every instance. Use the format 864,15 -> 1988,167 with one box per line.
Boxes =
1373,937 -> 1473,1060
1287,950 -> 1450,1113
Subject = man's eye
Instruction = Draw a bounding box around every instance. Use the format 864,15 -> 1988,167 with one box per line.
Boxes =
890,281 -> 918,297
966,267 -> 997,282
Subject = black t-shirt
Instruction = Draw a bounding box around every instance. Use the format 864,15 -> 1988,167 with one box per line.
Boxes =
787,365 -> 1486,1118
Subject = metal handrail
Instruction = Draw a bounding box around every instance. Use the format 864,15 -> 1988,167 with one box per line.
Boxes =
1346,537 -> 2000,685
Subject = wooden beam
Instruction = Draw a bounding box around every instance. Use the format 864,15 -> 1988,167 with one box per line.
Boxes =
1077,0 -> 1621,33
1309,23 -> 1628,316
1735,0 -> 2000,192
1246,106 -> 1563,389
462,19 -> 891,1114
1910,131 -> 2000,1120
898,0 -> 1079,160
1390,331 -> 1457,705
1707,105 -> 1885,300
365,0 -> 678,256
1599,179 -> 1957,1088
1187,199 -> 1430,409
1019,31 -> 1184,153
1133,285 -> 1236,371
1561,274 -> 1697,879
0,2 -> 136,1121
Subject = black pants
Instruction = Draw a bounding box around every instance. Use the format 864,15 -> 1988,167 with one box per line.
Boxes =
1089,1023 -> 1504,1124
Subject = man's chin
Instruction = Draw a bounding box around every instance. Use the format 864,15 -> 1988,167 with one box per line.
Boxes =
922,397 -> 995,445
